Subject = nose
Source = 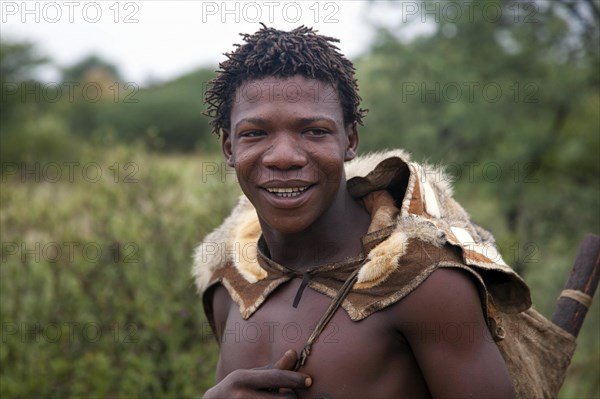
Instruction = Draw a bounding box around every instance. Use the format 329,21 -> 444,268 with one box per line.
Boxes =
262,133 -> 308,170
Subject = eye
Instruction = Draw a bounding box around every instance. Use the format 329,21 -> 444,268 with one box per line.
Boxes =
304,128 -> 329,137
240,130 -> 265,138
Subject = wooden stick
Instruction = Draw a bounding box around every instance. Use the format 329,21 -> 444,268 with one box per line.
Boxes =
551,234 -> 600,337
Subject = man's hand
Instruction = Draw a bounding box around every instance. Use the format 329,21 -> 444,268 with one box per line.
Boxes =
203,349 -> 312,399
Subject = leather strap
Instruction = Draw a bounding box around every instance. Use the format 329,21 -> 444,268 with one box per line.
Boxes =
294,267 -> 360,371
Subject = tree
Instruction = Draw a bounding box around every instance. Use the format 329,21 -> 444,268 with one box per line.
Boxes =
0,41 -> 48,128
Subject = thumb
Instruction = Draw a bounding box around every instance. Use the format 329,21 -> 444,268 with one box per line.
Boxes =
273,349 -> 298,371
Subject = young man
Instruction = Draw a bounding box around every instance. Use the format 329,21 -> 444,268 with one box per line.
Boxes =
193,25 -> 567,398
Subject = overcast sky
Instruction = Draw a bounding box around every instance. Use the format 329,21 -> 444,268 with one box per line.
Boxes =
1,1 -> 417,84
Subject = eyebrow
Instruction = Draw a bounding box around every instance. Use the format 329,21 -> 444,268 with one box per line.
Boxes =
234,116 -> 338,131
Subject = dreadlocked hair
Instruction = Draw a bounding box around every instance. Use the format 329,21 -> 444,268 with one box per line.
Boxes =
204,24 -> 367,137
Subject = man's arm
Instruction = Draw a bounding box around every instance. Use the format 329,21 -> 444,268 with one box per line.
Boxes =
397,267 -> 516,399
210,285 -> 232,351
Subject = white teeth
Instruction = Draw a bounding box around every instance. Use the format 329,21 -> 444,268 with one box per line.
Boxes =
265,186 -> 309,197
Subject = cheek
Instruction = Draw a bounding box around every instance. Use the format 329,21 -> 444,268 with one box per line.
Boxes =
317,156 -> 346,185
234,161 -> 262,187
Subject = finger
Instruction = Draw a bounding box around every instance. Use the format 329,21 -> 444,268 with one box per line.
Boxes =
273,349 -> 298,371
269,387 -> 299,399
242,369 -> 312,390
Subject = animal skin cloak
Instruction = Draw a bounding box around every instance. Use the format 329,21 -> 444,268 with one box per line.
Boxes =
193,149 -> 576,398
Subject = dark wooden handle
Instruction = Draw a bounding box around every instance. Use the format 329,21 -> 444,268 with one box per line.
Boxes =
551,234 -> 600,337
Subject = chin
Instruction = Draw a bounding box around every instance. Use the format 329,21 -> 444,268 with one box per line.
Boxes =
260,215 -> 312,236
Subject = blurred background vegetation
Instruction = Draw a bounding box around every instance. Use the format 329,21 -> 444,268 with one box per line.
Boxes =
1,0 -> 598,397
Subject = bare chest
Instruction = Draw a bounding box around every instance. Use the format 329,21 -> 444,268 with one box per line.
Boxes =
217,279 -> 431,398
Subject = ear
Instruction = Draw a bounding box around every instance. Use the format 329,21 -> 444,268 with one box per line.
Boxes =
222,129 -> 234,167
344,122 -> 359,161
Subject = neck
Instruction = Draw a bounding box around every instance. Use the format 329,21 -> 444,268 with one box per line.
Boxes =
260,191 -> 371,271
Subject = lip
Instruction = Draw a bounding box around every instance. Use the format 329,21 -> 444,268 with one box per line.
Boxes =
259,184 -> 314,209
260,180 -> 314,189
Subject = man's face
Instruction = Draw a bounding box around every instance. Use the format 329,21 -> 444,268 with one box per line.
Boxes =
222,75 -> 358,235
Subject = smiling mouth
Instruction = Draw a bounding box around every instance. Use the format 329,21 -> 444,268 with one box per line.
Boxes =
264,186 -> 311,198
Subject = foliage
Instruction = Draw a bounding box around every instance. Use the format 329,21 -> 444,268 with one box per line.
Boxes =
0,40 -> 49,133
61,55 -> 123,83
0,40 -> 48,82
1,144 -> 240,397
0,42 -> 219,160
92,69 -> 220,153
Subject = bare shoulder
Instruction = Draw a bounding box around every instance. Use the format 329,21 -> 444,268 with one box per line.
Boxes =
393,266 -> 490,343
392,267 -> 516,399
396,267 -> 485,324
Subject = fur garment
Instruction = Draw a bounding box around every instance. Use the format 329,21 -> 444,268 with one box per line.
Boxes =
192,149 -> 575,398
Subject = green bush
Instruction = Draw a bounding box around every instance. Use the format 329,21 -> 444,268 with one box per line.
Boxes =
0,145 -> 240,397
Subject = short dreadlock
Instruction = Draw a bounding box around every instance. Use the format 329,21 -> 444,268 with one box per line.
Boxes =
204,24 -> 367,137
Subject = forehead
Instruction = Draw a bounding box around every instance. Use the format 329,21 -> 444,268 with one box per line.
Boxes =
231,76 -> 343,120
